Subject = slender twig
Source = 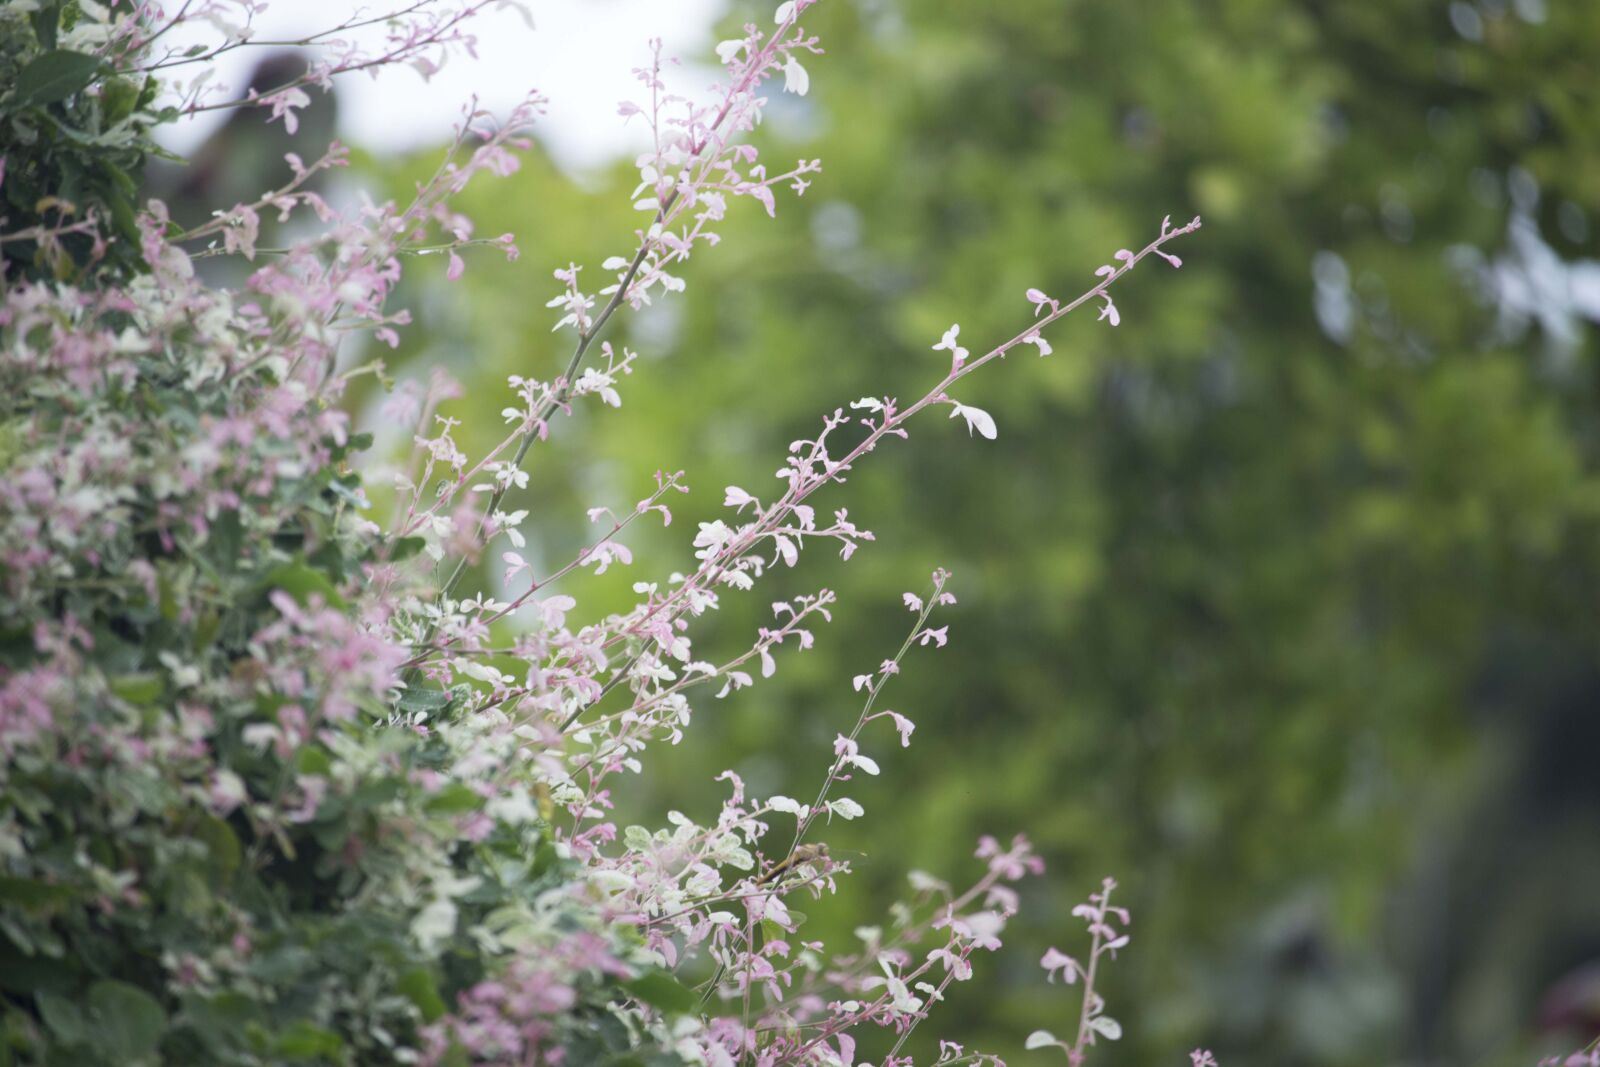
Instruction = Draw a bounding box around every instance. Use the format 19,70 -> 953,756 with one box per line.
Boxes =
138,0 -> 439,72
788,579 -> 941,855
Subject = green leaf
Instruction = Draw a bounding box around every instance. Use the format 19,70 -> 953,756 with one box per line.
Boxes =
15,50 -> 103,107
310,814 -> 350,852
395,686 -> 451,714
531,839 -> 561,877
295,745 -> 333,776
396,968 -> 447,1022
194,816 -> 241,887
621,970 -> 698,1015
208,509 -> 244,573
0,938 -> 78,994
30,1 -> 62,49
86,979 -> 167,1057
249,945 -> 315,983
36,991 -> 88,1046
760,918 -> 789,945
161,866 -> 213,920
349,777 -> 402,808
99,76 -> 141,124
193,610 -> 220,651
180,992 -> 262,1057
274,1020 -> 344,1060
264,561 -> 347,610
422,783 -> 482,815
109,673 -> 163,706
0,417 -> 28,473
0,877 -> 73,914
157,568 -> 179,621
390,536 -> 427,562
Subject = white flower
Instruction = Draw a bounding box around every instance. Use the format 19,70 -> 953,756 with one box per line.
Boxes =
716,38 -> 745,64
693,520 -> 736,560
948,401 -> 998,440
932,323 -> 969,363
783,56 -> 810,96
411,899 -> 457,953
488,790 -> 538,824
241,723 -> 279,750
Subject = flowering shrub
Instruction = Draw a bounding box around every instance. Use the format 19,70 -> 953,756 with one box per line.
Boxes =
1,0 -> 164,281
0,1 -> 1213,1064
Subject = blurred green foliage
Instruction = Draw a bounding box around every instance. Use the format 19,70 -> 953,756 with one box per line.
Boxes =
359,0 -> 1600,1064
0,0 -> 166,281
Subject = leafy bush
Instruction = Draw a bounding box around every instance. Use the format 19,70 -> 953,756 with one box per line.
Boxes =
1,0 -> 166,281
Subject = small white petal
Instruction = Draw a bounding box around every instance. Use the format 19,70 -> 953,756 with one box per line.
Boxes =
949,402 -> 998,440
783,56 -> 810,96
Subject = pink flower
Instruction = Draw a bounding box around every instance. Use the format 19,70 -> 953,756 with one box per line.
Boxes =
1041,946 -> 1080,984
262,87 -> 311,133
885,711 -> 915,747
1098,294 -> 1121,326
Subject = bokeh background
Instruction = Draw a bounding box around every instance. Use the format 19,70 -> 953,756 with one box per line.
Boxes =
158,1 -> 1600,1064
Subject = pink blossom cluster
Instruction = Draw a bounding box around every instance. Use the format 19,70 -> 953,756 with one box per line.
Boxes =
421,933 -> 631,1065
